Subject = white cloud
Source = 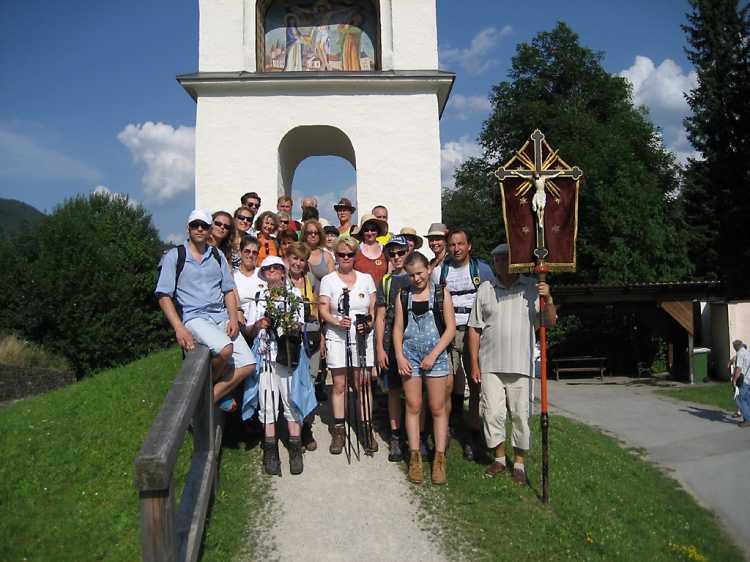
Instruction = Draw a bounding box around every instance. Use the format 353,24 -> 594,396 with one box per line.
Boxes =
93,185 -> 139,208
117,122 -> 195,203
445,94 -> 492,121
0,127 -> 101,182
440,136 -> 484,189
620,56 -> 697,113
439,26 -> 513,76
165,233 -> 185,245
620,56 -> 699,167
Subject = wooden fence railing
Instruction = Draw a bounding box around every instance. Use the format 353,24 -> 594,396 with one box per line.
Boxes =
133,345 -> 224,562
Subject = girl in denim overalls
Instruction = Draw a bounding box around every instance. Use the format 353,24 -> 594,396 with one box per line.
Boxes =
393,253 -> 456,485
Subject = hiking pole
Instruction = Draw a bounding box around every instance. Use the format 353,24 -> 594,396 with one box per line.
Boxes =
534,258 -> 550,505
340,289 -> 360,463
356,314 -> 375,455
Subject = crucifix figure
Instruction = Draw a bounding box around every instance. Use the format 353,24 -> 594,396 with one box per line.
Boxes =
494,129 -> 582,253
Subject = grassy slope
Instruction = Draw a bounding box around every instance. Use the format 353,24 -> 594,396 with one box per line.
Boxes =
0,347 -> 268,561
415,417 -> 744,561
657,381 -> 738,413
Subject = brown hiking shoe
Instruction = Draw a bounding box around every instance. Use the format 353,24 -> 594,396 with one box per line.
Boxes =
329,423 -> 346,455
431,451 -> 447,485
513,468 -> 527,486
301,422 -> 317,452
484,460 -> 506,478
408,450 -> 424,484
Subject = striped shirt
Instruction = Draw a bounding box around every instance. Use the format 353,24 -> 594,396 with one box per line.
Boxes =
467,274 -> 539,377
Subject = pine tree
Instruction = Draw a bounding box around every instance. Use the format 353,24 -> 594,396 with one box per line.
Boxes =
681,0 -> 750,298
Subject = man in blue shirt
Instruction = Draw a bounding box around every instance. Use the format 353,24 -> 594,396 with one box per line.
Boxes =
156,209 -> 255,411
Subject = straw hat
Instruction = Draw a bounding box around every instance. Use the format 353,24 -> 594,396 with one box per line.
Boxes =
399,227 -> 423,249
352,213 -> 389,240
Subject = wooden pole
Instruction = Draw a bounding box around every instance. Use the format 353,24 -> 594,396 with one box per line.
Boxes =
534,261 -> 550,505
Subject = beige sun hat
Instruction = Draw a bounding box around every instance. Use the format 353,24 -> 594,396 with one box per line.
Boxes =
426,222 -> 448,238
352,213 -> 389,240
399,227 -> 423,249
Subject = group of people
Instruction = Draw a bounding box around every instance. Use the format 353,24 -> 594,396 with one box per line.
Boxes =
155,193 -> 555,486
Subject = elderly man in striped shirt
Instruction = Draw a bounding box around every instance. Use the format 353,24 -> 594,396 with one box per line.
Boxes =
467,243 -> 556,485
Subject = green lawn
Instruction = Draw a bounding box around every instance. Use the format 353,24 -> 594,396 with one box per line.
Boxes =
657,381 -> 738,413
0,347 -> 269,561
413,416 -> 744,561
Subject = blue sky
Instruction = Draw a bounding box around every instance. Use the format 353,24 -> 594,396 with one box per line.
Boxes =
0,0 -> 699,243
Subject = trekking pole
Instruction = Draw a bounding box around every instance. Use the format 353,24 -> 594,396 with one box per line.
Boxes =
339,289 -> 360,463
356,314 -> 374,455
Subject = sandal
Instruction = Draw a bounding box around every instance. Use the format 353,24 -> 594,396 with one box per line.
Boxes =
218,396 -> 237,413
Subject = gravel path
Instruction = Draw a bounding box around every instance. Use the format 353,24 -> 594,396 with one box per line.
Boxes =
251,389 -> 446,562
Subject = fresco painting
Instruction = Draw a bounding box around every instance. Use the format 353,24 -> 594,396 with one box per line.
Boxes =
263,0 -> 378,72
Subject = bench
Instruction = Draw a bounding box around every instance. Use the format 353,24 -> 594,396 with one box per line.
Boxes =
552,356 -> 608,381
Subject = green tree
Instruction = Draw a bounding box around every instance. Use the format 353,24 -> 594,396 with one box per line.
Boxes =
681,0 -> 750,298
444,22 -> 693,284
2,192 -> 171,375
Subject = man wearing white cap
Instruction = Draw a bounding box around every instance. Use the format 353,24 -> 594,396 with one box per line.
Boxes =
156,210 -> 256,412
467,243 -> 556,485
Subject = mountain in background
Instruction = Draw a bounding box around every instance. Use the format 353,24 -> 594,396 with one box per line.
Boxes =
0,198 -> 45,237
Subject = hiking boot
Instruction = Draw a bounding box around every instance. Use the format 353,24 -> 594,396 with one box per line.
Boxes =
420,435 -> 431,462
363,421 -> 378,453
408,450 -> 424,484
463,435 -> 478,462
513,468 -> 527,486
301,422 -> 317,452
739,421 -> 750,427
288,436 -> 304,475
263,437 -> 281,476
329,423 -> 346,455
431,451 -> 447,485
484,460 -> 506,478
388,435 -> 403,462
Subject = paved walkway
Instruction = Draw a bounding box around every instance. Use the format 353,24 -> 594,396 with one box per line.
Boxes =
546,376 -> 750,558
253,389 -> 445,562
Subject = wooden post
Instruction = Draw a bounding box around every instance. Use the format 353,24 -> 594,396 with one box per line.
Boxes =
139,477 -> 177,562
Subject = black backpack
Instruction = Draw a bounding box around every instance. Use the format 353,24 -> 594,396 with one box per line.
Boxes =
399,283 -> 448,336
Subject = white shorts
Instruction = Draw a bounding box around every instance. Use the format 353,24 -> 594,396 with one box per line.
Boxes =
326,332 -> 374,369
184,317 -> 256,369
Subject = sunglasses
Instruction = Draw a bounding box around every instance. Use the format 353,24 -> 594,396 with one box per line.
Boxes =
388,249 -> 407,258
305,231 -> 320,237
337,252 -> 355,259
262,264 -> 285,272
363,226 -> 379,233
244,201 -> 260,209
235,214 -> 252,222
242,249 -> 259,256
214,220 -> 230,229
280,220 -> 289,225
189,221 -> 210,230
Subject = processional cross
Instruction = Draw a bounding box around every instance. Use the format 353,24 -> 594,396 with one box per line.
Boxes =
494,129 -> 582,262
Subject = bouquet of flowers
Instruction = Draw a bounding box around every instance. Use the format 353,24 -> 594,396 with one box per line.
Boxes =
264,283 -> 304,371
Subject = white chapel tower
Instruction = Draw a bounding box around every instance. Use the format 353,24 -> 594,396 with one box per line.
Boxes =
178,0 -> 454,234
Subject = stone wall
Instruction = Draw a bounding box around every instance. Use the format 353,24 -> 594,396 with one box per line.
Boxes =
0,364 -> 76,403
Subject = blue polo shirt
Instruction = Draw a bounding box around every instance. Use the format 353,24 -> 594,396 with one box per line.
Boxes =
155,242 -> 236,324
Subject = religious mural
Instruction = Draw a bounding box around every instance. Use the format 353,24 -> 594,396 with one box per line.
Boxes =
262,0 -> 378,72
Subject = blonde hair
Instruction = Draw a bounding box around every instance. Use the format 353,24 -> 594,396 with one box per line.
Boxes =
332,235 -> 359,255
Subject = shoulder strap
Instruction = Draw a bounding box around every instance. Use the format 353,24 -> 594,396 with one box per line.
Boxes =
174,245 -> 187,296
440,261 -> 450,285
470,257 -> 481,289
210,246 -> 222,266
381,273 -> 393,307
433,282 -> 446,336
399,286 -> 410,331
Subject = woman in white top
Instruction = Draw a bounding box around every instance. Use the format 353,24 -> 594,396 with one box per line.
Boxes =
233,235 -> 263,339
245,256 -> 305,476
318,236 -> 377,455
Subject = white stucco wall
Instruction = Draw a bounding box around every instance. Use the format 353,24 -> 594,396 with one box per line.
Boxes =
194,91 -> 443,237
199,0 -> 439,72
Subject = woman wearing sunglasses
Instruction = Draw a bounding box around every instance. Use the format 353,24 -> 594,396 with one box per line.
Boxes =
232,207 -> 256,268
254,211 -> 281,267
302,220 -> 335,283
209,211 -> 236,264
318,236 -> 378,455
352,213 -> 389,287
245,256 -> 306,476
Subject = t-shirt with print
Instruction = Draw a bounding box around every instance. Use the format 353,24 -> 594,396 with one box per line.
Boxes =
431,258 -> 494,326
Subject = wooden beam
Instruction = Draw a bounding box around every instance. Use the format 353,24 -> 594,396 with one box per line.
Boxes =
660,301 -> 694,334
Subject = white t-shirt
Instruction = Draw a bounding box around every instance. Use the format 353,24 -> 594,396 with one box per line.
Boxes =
246,282 -> 303,362
319,271 -> 376,344
431,258 -> 494,326
233,270 -> 267,319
